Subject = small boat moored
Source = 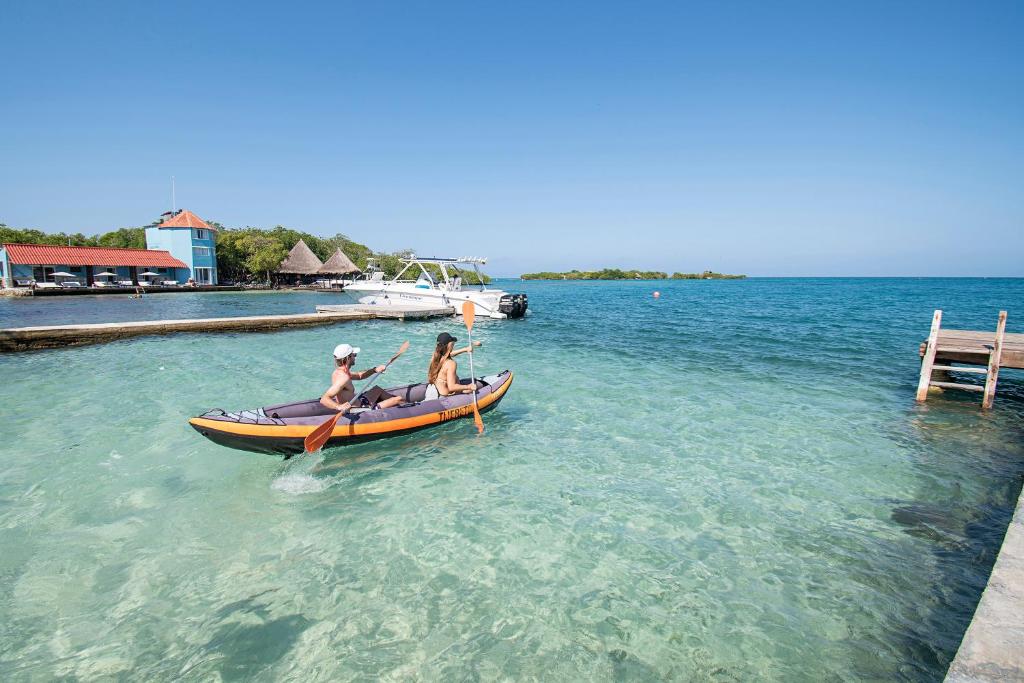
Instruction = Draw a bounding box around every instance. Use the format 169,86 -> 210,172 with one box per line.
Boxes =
342,256 -> 528,319
189,370 -> 514,455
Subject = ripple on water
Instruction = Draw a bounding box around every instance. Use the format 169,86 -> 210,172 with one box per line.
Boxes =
269,454 -> 331,496
0,279 -> 1023,680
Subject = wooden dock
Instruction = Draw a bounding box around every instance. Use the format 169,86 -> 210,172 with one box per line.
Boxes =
0,304 -> 454,353
917,310 -> 1021,408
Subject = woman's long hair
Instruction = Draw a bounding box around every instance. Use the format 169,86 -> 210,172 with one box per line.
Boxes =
427,341 -> 454,383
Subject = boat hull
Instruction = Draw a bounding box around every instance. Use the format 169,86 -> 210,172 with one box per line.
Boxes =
341,284 -> 525,319
189,371 -> 514,456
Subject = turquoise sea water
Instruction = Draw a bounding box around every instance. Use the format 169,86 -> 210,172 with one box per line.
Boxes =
1,278 -> 1022,681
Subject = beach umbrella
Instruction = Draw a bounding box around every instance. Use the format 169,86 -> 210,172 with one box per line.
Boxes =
139,271 -> 161,277
93,271 -> 117,278
51,271 -> 75,278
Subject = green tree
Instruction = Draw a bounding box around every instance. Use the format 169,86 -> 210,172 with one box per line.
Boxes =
373,251 -> 412,278
239,234 -> 288,283
215,228 -> 258,282
96,227 -> 146,249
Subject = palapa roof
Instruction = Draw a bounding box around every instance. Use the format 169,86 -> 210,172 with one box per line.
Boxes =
318,248 -> 361,274
158,209 -> 215,230
277,239 -> 323,274
3,243 -> 187,268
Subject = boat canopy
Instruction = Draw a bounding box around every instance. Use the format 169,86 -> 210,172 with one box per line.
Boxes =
391,256 -> 489,290
401,256 -> 487,265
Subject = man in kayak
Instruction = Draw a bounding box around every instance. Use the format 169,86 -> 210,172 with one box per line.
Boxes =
426,332 -> 482,398
320,343 -> 404,412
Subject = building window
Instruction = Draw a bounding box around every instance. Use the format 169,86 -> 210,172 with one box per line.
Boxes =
193,246 -> 211,257
33,266 -> 55,282
195,229 -> 207,240
193,267 -> 213,285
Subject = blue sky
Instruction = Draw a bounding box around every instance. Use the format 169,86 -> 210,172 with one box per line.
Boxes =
1,1 -> 1021,276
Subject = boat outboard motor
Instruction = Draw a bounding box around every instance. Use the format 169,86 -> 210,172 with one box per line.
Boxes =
499,293 -> 528,318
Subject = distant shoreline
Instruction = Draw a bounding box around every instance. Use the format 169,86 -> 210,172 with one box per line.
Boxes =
519,269 -> 746,281
502,275 -> 1024,280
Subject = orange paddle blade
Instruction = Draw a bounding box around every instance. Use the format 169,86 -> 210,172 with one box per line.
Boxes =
463,301 -> 476,330
304,411 -> 343,453
472,404 -> 484,434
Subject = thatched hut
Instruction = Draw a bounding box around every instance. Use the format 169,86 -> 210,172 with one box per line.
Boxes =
318,248 -> 361,276
276,239 -> 323,285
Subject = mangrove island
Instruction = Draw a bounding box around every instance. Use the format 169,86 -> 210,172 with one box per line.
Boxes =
520,269 -> 746,280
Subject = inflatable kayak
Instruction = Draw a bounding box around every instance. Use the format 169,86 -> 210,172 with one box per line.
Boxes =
189,370 -> 513,455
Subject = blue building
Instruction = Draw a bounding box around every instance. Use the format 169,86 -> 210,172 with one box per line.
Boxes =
144,209 -> 218,285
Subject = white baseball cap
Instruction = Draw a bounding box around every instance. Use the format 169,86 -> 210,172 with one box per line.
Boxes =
333,343 -> 361,359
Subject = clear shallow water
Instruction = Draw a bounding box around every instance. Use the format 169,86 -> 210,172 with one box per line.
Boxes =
1,278 -> 1023,681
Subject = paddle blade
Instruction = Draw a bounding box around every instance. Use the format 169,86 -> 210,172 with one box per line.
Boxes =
463,301 -> 476,330
385,341 -> 410,368
472,403 -> 484,434
304,411 -> 342,453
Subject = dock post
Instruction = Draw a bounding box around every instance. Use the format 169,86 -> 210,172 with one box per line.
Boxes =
982,311 -> 1008,410
916,310 -> 942,402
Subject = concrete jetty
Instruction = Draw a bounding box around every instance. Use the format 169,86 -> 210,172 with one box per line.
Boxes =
946,487 -> 1024,681
0,304 -> 454,352
1,284 -> 249,297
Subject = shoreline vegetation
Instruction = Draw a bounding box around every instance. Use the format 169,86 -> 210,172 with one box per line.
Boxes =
520,269 -> 746,281
0,222 -> 489,285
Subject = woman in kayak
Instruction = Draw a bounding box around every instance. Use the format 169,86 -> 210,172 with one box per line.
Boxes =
426,332 -> 482,398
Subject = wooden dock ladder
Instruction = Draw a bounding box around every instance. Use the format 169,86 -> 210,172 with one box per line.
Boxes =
916,310 -> 1009,409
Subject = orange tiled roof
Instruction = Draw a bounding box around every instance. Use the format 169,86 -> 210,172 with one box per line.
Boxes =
159,209 -> 215,230
2,243 -> 187,268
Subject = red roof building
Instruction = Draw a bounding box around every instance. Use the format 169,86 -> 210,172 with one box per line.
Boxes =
157,210 -> 215,230
2,243 -> 186,268
0,243 -> 189,288
146,208 -> 219,285
0,208 -> 220,288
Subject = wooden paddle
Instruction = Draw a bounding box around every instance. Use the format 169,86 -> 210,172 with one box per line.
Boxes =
463,302 -> 484,434
303,341 -> 410,453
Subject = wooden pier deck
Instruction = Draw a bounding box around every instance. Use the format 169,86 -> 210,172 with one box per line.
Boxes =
917,310 -> 1021,408
0,304 -> 454,353
918,328 -> 1024,367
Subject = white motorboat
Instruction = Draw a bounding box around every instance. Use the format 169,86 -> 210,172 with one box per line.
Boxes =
342,256 -> 528,319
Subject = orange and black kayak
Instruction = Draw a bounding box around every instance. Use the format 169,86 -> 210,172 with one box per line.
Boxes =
189,370 -> 513,455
